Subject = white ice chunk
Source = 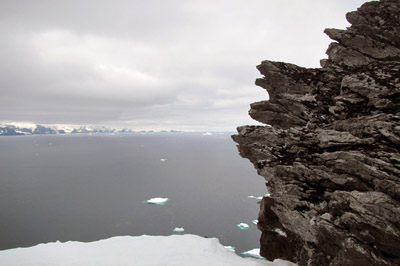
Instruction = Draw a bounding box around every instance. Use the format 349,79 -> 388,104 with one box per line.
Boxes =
248,196 -> 263,200
160,159 -> 167,162
202,132 -> 212,136
252,219 -> 258,225
224,245 -> 236,252
241,248 -> 264,259
237,223 -> 249,230
173,227 -> 185,232
145,197 -> 169,205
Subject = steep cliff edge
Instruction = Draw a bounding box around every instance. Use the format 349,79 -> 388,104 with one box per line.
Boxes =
232,0 -> 400,265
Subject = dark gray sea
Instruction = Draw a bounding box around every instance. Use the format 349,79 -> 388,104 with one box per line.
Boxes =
0,132 -> 267,255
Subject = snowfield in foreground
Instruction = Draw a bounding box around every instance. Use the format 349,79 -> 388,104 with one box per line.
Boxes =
0,234 -> 296,266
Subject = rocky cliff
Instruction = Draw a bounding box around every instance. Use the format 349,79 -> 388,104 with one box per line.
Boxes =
232,0 -> 400,265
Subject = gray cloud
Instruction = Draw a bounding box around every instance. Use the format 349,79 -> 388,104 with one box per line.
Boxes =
0,0 -> 367,130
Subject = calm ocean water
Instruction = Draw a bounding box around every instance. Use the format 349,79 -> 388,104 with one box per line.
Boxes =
0,133 -> 267,255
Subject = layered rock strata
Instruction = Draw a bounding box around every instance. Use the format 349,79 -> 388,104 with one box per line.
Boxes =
232,0 -> 400,265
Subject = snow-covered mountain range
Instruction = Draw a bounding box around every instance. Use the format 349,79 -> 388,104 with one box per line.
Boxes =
0,122 -> 137,136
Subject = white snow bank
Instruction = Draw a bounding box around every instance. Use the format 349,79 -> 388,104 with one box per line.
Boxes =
0,234 -> 297,266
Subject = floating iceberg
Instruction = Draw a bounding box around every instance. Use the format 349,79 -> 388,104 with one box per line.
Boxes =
202,132 -> 213,136
145,197 -> 169,205
248,195 -> 263,200
160,159 -> 167,162
242,248 -> 264,260
0,234 -> 296,266
173,227 -> 185,232
252,219 -> 259,225
237,223 -> 249,230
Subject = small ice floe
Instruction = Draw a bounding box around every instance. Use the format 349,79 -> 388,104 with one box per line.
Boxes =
237,223 -> 249,230
173,227 -> 185,232
160,159 -> 167,162
224,245 -> 235,252
241,248 -> 264,259
264,193 -> 271,197
202,132 -> 212,136
252,219 -> 258,225
274,228 -> 287,237
248,195 -> 263,200
145,197 -> 169,205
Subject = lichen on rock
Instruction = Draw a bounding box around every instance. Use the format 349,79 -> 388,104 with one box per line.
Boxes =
232,0 -> 400,265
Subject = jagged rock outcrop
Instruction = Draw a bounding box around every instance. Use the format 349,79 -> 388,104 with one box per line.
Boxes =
232,0 -> 400,265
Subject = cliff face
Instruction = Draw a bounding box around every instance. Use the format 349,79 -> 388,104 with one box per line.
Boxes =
232,0 -> 400,265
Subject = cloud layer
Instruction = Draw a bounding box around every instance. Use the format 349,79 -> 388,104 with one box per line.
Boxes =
0,0 -> 367,130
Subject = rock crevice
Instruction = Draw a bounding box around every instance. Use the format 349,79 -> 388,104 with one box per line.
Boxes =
232,0 -> 400,265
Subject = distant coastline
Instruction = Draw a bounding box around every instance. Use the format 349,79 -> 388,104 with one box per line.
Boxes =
0,122 -> 235,136
0,123 -> 184,136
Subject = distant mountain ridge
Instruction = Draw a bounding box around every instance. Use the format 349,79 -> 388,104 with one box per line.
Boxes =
0,123 -> 135,136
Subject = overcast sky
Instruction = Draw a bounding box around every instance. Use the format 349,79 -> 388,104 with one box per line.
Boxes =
0,0 -> 367,131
